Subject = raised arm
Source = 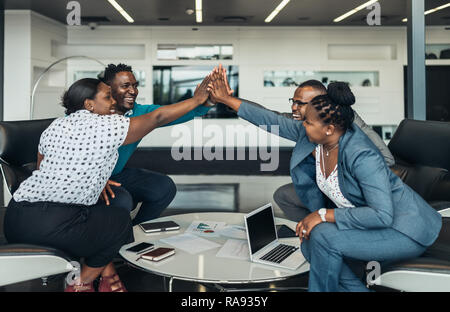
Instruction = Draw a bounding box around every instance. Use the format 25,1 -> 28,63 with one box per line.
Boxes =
123,75 -> 210,145
134,99 -> 212,128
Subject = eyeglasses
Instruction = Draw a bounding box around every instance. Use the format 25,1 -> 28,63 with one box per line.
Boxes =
289,98 -> 308,106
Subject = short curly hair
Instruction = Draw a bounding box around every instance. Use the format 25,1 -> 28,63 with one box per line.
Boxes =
100,63 -> 133,85
298,79 -> 327,94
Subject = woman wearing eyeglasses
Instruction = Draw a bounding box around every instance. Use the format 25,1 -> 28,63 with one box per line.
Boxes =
207,66 -> 442,292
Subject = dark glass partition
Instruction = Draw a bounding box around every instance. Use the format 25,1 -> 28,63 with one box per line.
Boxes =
404,65 -> 450,122
153,65 -> 239,119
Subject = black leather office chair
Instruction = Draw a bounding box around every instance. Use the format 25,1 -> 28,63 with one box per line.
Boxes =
439,49 -> 450,59
0,119 -> 75,287
376,218 -> 450,291
388,119 -> 450,210
374,119 -> 450,291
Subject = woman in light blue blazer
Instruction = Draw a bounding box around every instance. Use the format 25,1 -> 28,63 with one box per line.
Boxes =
208,69 -> 442,292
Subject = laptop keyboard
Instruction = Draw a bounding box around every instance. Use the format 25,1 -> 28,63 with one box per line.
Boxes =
260,244 -> 298,264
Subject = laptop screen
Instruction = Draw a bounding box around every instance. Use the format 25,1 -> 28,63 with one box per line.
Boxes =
246,205 -> 277,255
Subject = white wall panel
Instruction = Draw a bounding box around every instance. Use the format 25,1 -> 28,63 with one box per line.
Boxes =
4,12 -> 450,146
4,11 -> 31,121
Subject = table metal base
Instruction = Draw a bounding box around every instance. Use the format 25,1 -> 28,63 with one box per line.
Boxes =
163,276 -> 308,292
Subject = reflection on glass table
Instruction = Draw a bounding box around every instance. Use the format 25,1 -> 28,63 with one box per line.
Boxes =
119,212 -> 309,292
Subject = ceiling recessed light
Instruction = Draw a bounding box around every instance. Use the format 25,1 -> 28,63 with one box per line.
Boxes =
402,2 -> 450,22
186,8 -> 195,15
107,0 -> 134,23
196,0 -> 202,23
425,3 -> 450,15
334,0 -> 379,23
265,0 -> 291,23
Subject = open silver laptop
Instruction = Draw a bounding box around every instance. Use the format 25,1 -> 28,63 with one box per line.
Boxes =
244,203 -> 305,270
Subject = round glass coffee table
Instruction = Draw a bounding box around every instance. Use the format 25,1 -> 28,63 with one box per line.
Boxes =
119,212 -> 309,291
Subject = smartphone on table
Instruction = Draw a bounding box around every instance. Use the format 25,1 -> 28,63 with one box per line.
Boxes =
125,242 -> 155,254
276,224 -> 297,238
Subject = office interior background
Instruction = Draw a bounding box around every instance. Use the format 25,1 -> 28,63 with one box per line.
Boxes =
0,0 -> 449,292
2,0 -> 450,213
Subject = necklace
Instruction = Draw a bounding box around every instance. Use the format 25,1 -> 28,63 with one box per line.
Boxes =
320,145 -> 338,179
320,145 -> 327,177
323,143 -> 339,157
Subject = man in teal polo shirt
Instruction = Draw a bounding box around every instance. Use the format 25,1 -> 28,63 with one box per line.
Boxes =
101,63 -> 212,225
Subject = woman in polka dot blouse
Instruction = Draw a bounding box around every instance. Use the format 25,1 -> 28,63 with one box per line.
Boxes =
4,76 -> 211,292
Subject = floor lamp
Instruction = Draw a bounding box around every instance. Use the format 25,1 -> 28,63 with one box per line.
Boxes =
30,55 -> 105,120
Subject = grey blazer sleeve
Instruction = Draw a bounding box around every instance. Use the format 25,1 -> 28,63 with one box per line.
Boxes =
237,97 -> 292,119
237,100 -> 304,142
353,112 -> 395,167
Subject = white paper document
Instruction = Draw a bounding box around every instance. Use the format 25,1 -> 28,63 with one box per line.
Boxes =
439,207 -> 450,217
186,221 -> 226,237
219,225 -> 247,240
160,233 -> 221,255
216,239 -> 250,260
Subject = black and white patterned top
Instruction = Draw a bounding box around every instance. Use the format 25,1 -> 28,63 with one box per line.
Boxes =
13,110 -> 130,205
315,145 -> 355,209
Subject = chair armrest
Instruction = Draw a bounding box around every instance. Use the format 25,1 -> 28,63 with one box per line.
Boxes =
383,257 -> 450,275
378,257 -> 450,292
0,244 -> 75,287
0,244 -> 74,262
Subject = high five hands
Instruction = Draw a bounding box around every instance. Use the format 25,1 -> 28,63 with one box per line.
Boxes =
205,64 -> 243,111
191,64 -> 234,106
206,64 -> 234,103
193,72 -> 213,105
